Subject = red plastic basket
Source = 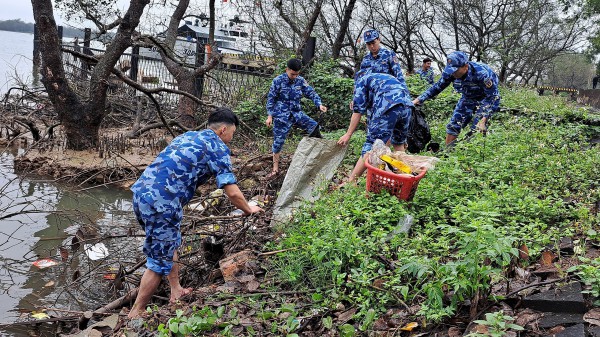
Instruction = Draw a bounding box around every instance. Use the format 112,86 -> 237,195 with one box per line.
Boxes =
365,154 -> 427,201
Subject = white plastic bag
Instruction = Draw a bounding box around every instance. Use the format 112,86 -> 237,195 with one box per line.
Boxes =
369,139 -> 391,168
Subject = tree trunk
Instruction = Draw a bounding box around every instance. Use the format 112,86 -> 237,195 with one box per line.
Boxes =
499,62 -> 507,83
32,0 -> 149,150
160,0 -> 220,129
451,0 -> 460,50
297,0 -> 324,57
176,76 -> 198,128
331,0 -> 357,59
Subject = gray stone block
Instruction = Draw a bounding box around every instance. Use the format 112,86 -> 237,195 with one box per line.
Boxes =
522,282 -> 587,313
588,325 -> 600,337
589,326 -> 600,337
545,323 -> 585,337
538,312 -> 585,328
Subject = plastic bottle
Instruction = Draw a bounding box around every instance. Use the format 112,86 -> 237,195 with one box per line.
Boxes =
386,214 -> 414,241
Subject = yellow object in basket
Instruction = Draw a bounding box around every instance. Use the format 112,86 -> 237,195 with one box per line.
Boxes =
380,155 -> 412,174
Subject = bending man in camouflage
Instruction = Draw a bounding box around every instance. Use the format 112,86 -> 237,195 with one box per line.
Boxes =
413,51 -> 500,145
337,69 -> 414,184
128,108 -> 263,319
265,58 -> 327,179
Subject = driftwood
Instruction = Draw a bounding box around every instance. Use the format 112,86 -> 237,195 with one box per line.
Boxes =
78,288 -> 139,330
0,315 -> 79,329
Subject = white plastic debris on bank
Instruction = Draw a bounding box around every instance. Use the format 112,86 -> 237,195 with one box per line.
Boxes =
84,243 -> 109,260
229,199 -> 260,216
187,189 -> 224,212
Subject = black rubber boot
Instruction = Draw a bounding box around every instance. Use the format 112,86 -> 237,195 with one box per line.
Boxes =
309,125 -> 322,138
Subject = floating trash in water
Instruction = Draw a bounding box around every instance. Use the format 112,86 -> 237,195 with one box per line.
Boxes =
84,243 -> 109,260
32,258 -> 59,269
31,311 -> 50,320
103,273 -> 116,280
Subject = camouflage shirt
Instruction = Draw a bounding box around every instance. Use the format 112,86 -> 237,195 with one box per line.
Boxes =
353,73 -> 413,117
416,68 -> 435,85
360,47 -> 408,90
266,74 -> 322,117
418,61 -> 500,117
131,129 -> 236,214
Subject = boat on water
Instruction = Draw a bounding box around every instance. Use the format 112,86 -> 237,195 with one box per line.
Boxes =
139,12 -> 271,62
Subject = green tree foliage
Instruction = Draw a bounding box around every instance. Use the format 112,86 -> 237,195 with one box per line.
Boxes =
544,53 -> 596,89
583,0 -> 600,61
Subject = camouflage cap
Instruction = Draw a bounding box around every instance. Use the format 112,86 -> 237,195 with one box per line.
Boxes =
363,29 -> 380,43
442,51 -> 469,77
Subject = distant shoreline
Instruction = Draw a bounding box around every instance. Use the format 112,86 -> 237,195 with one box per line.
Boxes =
0,29 -> 33,35
0,19 -> 84,38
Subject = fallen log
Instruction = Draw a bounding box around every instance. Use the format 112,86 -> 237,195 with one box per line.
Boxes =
78,288 -> 138,329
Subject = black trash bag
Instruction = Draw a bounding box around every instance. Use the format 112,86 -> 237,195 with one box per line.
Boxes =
407,106 -> 431,153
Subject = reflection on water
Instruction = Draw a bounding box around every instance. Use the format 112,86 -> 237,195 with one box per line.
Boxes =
0,146 -> 140,336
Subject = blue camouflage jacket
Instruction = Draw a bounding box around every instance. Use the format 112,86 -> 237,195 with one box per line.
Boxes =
131,129 -> 236,213
416,68 -> 434,85
353,73 -> 413,118
360,47 -> 408,89
418,61 -> 500,117
266,74 -> 322,117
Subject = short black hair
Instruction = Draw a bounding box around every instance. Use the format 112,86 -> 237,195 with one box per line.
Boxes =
208,107 -> 239,128
423,58 -> 432,63
287,58 -> 303,71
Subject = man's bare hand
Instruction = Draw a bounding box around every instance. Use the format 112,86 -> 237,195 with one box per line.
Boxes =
337,133 -> 351,146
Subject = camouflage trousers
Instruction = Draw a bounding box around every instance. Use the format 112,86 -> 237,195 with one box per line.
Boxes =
447,97 -> 500,136
362,104 -> 412,155
133,194 -> 182,276
272,112 -> 318,153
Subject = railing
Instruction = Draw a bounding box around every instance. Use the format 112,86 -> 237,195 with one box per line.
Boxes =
60,45 -> 275,108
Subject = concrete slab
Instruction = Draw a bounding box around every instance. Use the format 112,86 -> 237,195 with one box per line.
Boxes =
589,325 -> 600,337
538,312 -> 585,328
545,323 -> 585,337
522,283 -> 586,314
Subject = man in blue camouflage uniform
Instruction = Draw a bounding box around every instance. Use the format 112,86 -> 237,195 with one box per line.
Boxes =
413,51 -> 500,145
337,69 -> 413,184
359,29 -> 407,86
416,58 -> 435,85
265,58 -> 327,178
357,29 -> 412,151
128,108 -> 263,319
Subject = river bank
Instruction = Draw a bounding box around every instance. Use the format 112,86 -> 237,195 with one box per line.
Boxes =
2,85 -> 600,336
0,109 -> 288,336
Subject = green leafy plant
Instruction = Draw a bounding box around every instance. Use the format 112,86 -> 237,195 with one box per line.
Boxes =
157,306 -> 229,337
152,75 -> 599,335
569,257 -> 600,303
467,311 -> 524,337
